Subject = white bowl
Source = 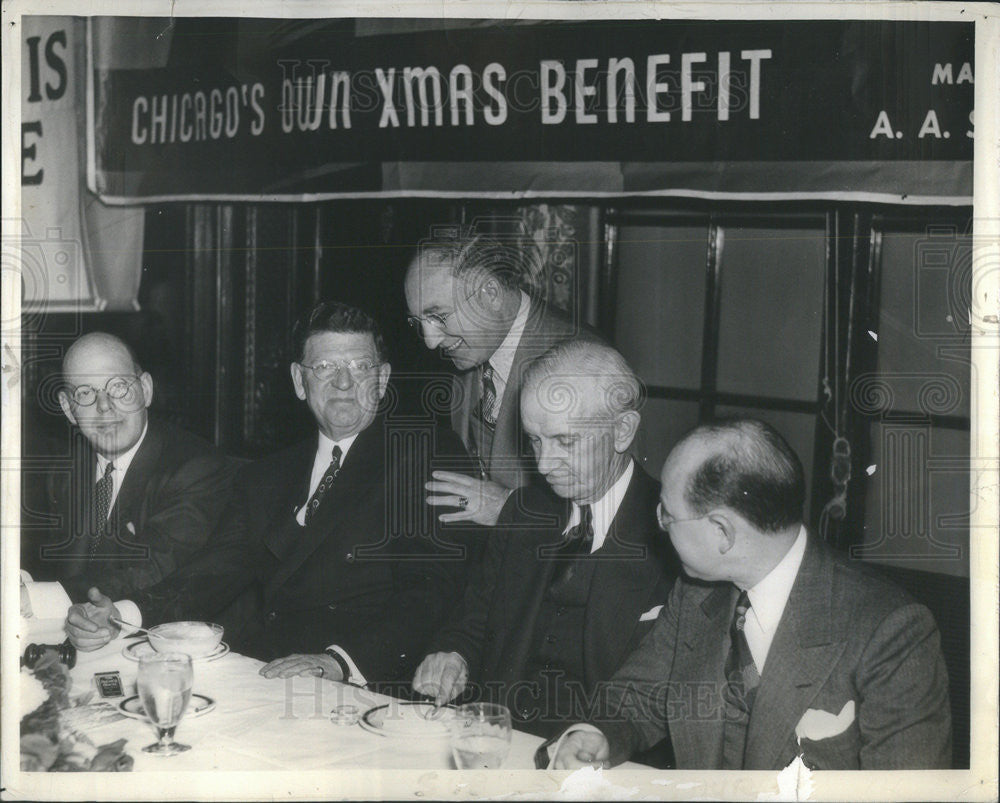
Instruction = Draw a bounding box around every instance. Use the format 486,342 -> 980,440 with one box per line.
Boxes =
147,621 -> 224,658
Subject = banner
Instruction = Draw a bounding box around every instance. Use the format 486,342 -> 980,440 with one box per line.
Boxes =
15,16 -> 146,313
88,18 -> 974,204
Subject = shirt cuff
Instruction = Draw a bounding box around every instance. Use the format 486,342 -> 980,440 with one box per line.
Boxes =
543,723 -> 605,770
325,644 -> 368,686
112,600 -> 143,637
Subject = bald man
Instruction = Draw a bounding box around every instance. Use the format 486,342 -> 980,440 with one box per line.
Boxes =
25,332 -> 235,605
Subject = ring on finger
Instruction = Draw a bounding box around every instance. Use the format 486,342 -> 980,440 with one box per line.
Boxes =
457,496 -> 469,510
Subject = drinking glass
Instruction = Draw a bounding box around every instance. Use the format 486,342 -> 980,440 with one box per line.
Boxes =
137,652 -> 194,755
449,703 -> 512,769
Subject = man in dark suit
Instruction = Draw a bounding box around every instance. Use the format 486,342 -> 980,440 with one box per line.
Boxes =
65,303 -> 473,685
552,418 -> 952,770
24,332 -> 234,607
412,341 -> 680,746
404,233 -> 590,527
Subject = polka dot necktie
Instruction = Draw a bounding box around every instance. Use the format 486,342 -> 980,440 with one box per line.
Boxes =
723,589 -> 760,714
91,462 -> 115,556
304,445 -> 342,524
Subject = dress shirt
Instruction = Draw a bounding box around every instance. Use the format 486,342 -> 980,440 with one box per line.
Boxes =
560,461 -> 635,554
295,431 -> 359,526
484,290 -> 531,408
741,524 -> 808,672
95,422 -> 149,518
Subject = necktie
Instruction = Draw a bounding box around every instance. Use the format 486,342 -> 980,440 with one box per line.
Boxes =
479,363 -> 498,428
551,504 -> 594,584
91,462 -> 115,556
723,589 -> 760,715
304,445 -> 342,524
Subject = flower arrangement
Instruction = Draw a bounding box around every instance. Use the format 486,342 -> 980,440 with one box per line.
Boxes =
20,649 -> 133,772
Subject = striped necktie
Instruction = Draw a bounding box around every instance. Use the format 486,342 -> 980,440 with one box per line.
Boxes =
479,363 -> 498,428
91,461 -> 115,556
304,445 -> 342,524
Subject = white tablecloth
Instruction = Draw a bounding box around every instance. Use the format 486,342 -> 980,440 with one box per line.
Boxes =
67,639 -> 550,771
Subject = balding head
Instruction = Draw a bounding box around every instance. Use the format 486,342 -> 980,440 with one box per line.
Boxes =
404,234 -> 527,371
658,418 -> 804,585
667,418 -> 805,534
58,333 -> 153,458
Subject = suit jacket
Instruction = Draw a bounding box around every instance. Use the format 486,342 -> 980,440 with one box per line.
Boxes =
27,418 -> 236,603
451,299 -> 592,489
597,533 -> 953,770
135,417 -> 478,682
427,465 -> 680,725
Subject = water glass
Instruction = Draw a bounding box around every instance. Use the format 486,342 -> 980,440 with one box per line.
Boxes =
449,703 -> 512,769
137,652 -> 194,755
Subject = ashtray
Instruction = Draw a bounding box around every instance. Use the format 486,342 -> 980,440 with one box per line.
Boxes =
330,705 -> 360,726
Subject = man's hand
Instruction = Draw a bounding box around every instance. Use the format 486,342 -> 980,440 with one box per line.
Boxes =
425,471 -> 513,526
412,651 -> 469,706
259,653 -> 343,680
65,587 -> 120,651
553,730 -> 612,769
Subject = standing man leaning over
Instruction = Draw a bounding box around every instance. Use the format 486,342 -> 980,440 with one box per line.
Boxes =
552,418 -> 952,770
65,303 -> 474,687
413,340 -> 680,754
404,232 -> 594,527
24,332 -> 234,606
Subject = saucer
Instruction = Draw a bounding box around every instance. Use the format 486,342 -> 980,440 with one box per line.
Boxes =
118,693 -> 216,719
122,638 -> 230,663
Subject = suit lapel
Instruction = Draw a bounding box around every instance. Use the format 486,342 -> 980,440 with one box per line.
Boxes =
263,425 -> 382,601
490,301 -> 555,468
582,468 -> 662,683
744,537 -> 848,769
670,582 -> 733,768
451,372 -> 478,453
261,440 -> 316,562
108,422 -> 162,528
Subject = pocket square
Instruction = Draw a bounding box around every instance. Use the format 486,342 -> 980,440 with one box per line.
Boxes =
795,700 -> 855,742
639,604 -> 663,622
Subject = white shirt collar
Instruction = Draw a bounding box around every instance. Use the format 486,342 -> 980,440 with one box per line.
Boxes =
562,460 -> 635,553
95,420 -> 148,478
316,429 -> 359,466
742,525 -> 808,669
486,291 -> 531,385
296,430 -> 361,526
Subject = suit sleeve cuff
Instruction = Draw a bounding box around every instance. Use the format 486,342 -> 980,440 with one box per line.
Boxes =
325,644 -> 368,686
113,600 -> 143,637
536,724 -> 607,769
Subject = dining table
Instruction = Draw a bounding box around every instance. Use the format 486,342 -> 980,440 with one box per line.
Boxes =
60,636 -> 626,773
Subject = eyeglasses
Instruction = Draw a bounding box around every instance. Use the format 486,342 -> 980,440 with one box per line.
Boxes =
66,375 -> 142,407
656,502 -> 708,533
297,358 -> 379,381
406,286 -> 482,331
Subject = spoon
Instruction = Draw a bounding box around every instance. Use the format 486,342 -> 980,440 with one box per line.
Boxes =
108,614 -> 151,637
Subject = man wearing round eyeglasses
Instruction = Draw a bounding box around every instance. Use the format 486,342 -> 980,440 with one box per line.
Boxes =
23,332 -> 233,609
404,232 -> 595,527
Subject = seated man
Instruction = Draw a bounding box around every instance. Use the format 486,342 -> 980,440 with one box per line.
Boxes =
66,302 -> 475,686
412,340 -> 681,747
552,418 -> 952,770
23,332 -> 234,602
